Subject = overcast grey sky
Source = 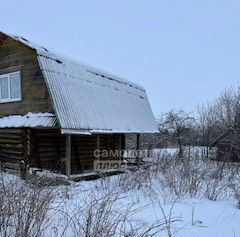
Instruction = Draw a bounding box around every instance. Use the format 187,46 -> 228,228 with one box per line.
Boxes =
1,0 -> 240,116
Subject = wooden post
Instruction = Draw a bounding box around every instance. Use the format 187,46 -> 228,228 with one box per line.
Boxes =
31,129 -> 42,170
66,135 -> 71,178
118,134 -> 122,160
96,135 -> 100,160
136,134 -> 140,168
22,129 -> 31,174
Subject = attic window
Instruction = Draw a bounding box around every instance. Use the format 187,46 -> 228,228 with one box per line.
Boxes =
0,71 -> 21,103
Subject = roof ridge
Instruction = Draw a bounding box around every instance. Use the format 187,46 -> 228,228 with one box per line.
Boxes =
0,31 -> 144,91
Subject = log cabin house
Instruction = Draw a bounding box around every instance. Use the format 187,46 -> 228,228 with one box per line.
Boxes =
0,31 -> 158,177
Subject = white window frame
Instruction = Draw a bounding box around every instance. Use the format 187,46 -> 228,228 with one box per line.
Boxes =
0,71 -> 21,103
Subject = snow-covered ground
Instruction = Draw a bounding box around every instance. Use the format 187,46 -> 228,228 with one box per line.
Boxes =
1,147 -> 239,237
60,174 -> 240,237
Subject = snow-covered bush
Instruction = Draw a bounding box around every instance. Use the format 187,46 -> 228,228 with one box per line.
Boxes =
150,148 -> 239,201
0,147 -> 239,237
125,148 -> 239,203
0,175 -> 56,237
55,190 -> 165,237
0,173 -> 166,237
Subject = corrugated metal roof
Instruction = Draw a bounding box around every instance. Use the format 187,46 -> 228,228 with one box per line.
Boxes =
1,32 -> 159,134
0,113 -> 57,128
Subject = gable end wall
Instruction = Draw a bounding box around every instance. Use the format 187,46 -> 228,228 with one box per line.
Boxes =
0,37 -> 54,116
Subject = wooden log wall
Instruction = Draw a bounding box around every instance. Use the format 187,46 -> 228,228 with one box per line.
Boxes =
66,133 -> 125,173
0,129 -> 24,163
30,129 -> 66,171
0,128 -> 125,174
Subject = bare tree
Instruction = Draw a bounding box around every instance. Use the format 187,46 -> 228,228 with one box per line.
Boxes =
158,110 -> 195,158
215,87 -> 240,160
197,103 -> 216,157
197,85 -> 240,161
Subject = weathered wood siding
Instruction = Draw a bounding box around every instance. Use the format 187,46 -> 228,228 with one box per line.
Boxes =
32,129 -> 124,174
0,37 -> 54,116
0,128 -> 24,163
0,128 -> 124,174
31,129 -> 66,171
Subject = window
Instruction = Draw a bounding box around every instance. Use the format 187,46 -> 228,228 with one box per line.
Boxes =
0,72 -> 21,103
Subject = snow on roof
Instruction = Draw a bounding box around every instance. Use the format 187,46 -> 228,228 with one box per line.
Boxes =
0,31 -> 159,134
0,113 -> 57,128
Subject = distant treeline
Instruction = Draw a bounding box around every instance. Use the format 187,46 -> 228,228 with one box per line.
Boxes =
126,85 -> 240,162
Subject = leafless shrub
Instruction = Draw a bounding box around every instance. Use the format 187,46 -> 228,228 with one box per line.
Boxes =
51,189 -> 165,237
152,197 -> 182,237
229,183 -> 240,209
204,179 -> 226,201
151,155 -> 206,199
117,169 -> 152,194
144,148 -> 238,203
27,174 -> 71,187
234,191 -> 240,209
1,146 -> 239,237
0,175 -> 56,237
